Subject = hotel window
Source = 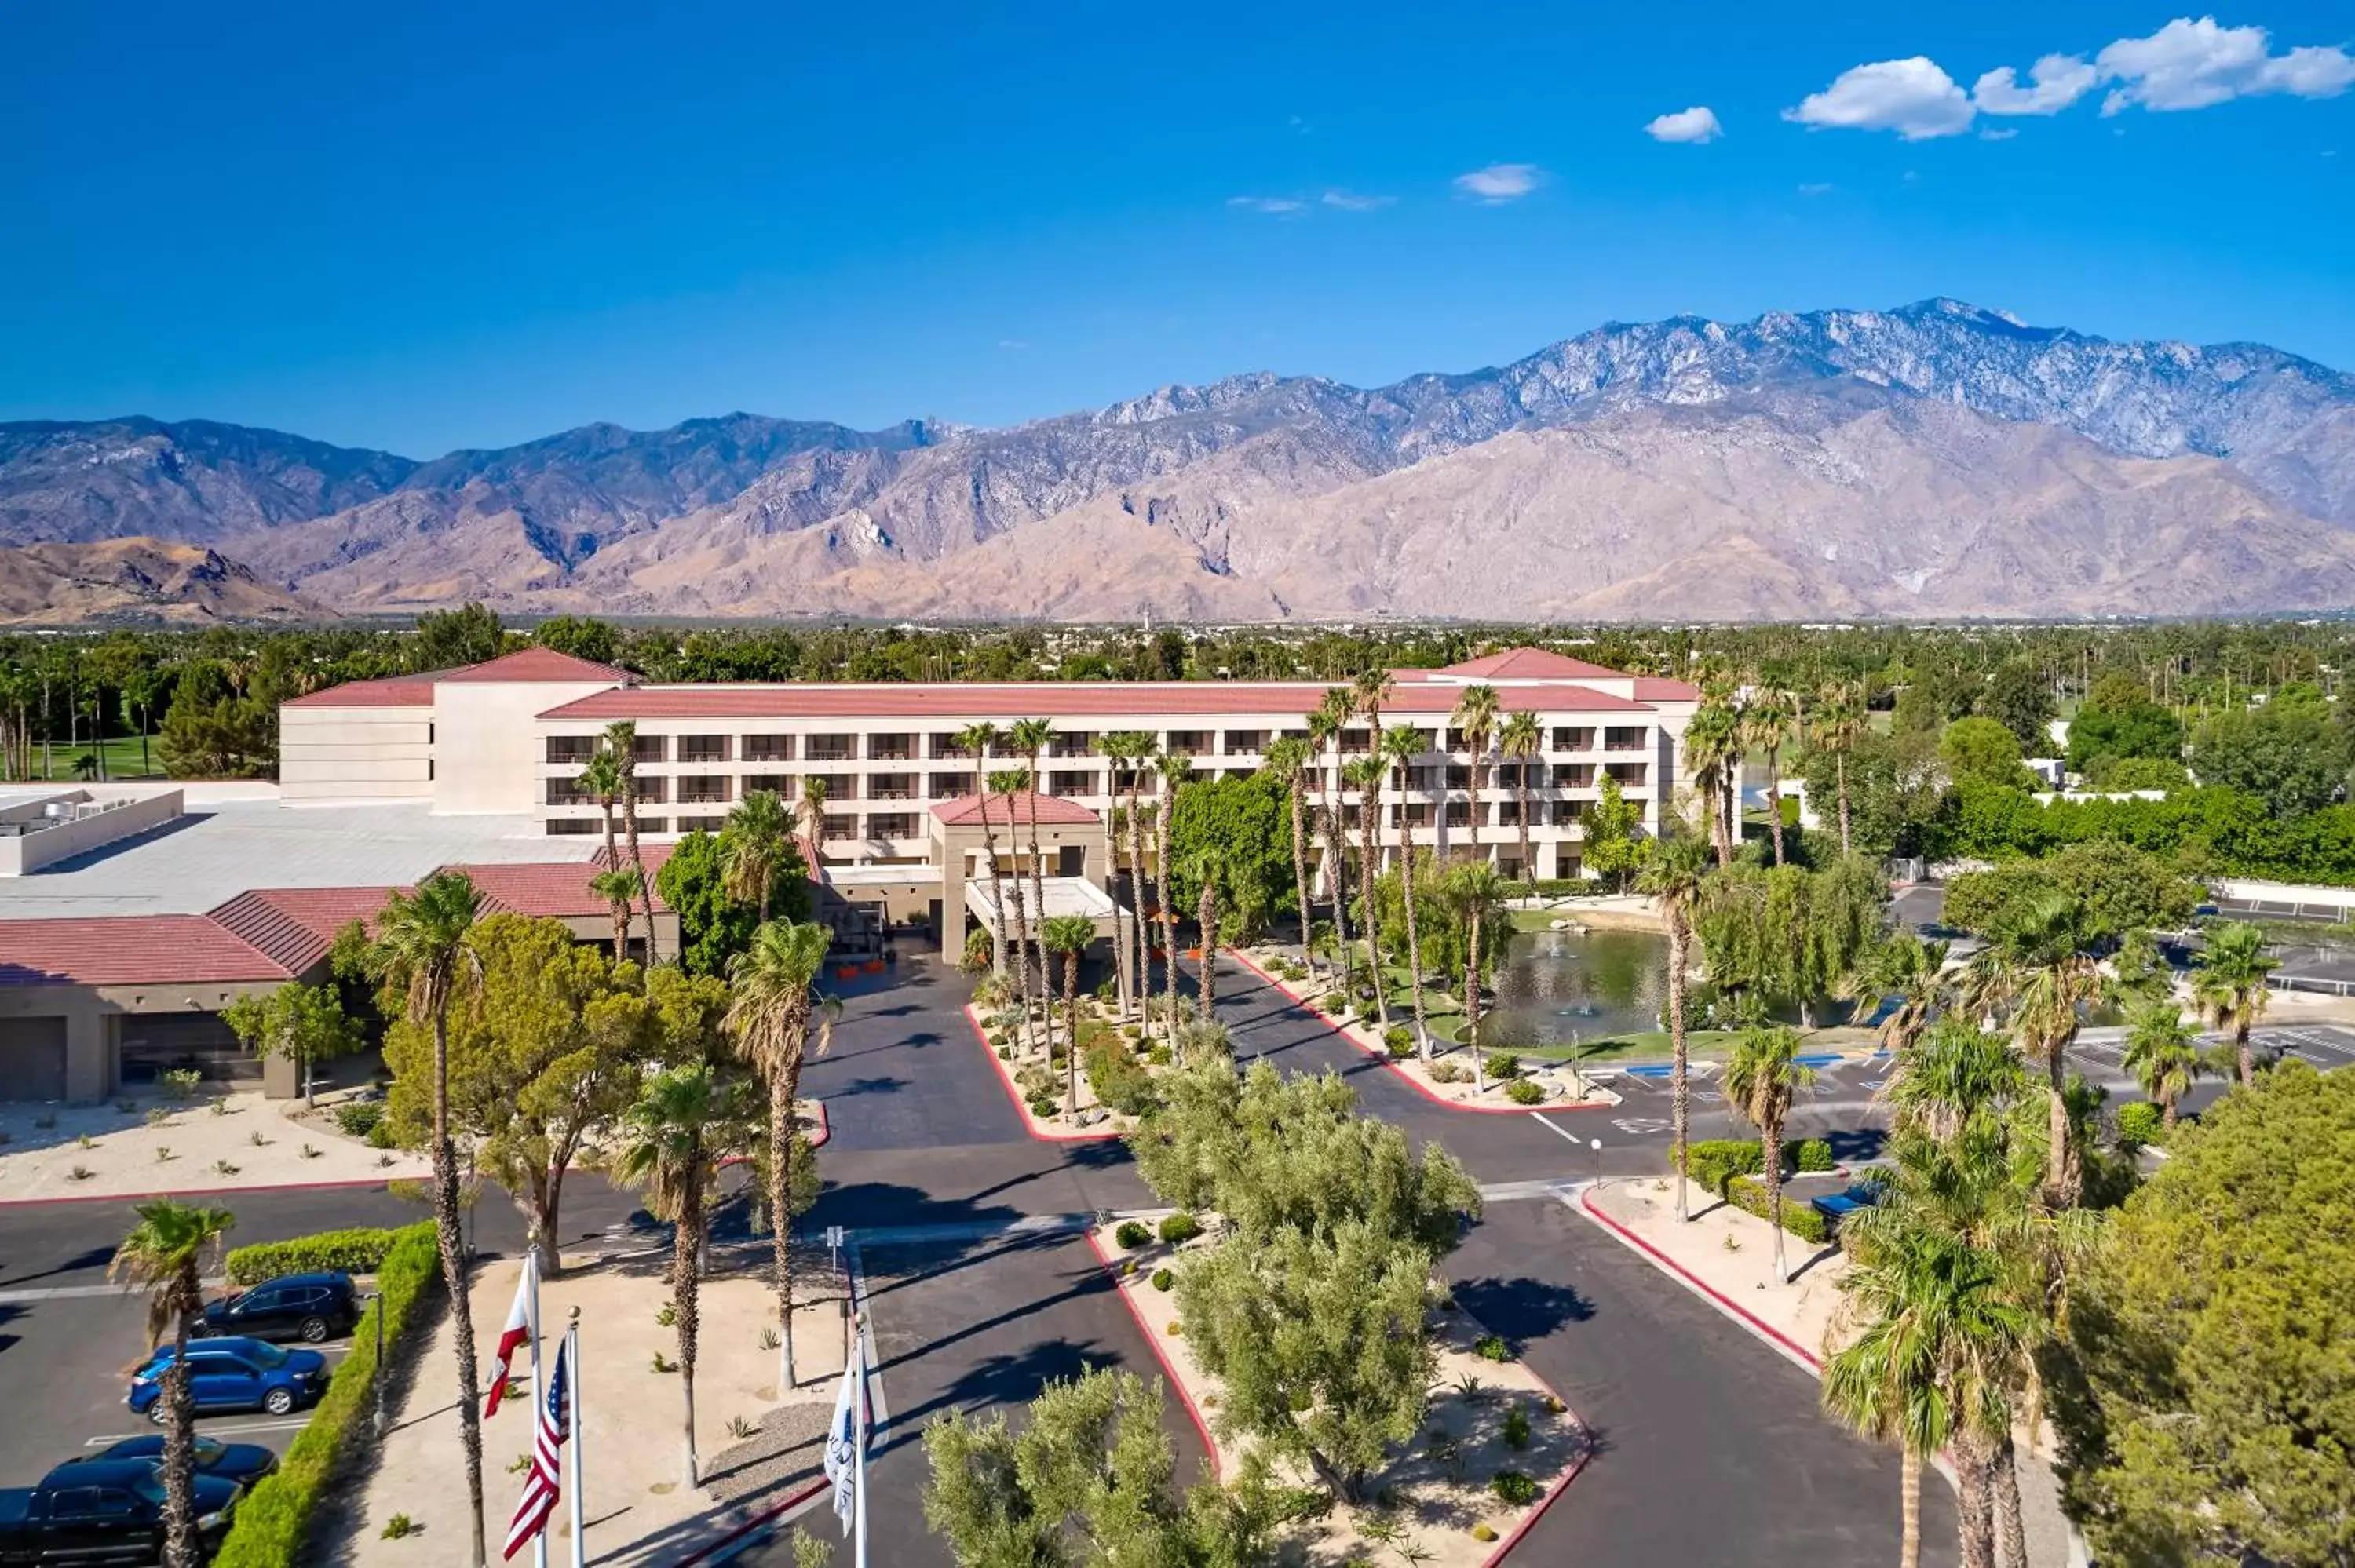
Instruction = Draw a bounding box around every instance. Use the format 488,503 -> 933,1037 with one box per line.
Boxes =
545,777 -> 593,807
1164,729 -> 1210,757
1048,731 -> 1097,760
677,775 -> 732,806
807,772 -> 858,800
819,812 -> 858,841
1605,762 -> 1648,788
1552,726 -> 1595,751
1554,763 -> 1596,789
743,734 -> 795,763
676,815 -> 725,834
866,812 -> 918,840
929,771 -> 977,798
1048,769 -> 1095,797
1404,765 -> 1441,792
1338,727 -> 1373,755
929,732 -> 972,759
867,774 -> 916,801
1221,730 -> 1268,755
743,774 -> 794,797
1392,802 -> 1435,827
805,734 -> 856,763
1604,726 -> 1648,753
546,735 -> 597,764
867,733 -> 915,761
633,777 -> 670,804
635,817 -> 670,834
679,735 -> 732,764
1444,802 -> 1472,828
545,817 -> 598,836
1445,764 -> 1471,790
630,734 -> 668,764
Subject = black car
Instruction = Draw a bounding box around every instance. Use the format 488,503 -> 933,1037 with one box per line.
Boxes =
89,1436 -> 278,1489
199,1272 -> 360,1344
0,1459 -> 240,1564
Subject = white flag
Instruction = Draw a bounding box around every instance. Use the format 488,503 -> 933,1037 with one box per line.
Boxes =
823,1348 -> 860,1537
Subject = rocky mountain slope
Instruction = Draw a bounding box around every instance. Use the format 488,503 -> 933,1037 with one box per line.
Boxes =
6,299 -> 2353,620
0,538 -> 326,625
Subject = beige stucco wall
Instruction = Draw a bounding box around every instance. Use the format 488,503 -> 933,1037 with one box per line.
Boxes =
432,681 -> 619,815
0,789 -> 184,876
280,705 -> 435,801
0,978 -> 290,1102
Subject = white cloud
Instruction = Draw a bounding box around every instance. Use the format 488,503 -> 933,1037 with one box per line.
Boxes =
2095,16 -> 2355,114
1979,126 -> 2020,140
1645,105 -> 1724,144
1320,189 -> 1394,210
1226,195 -> 1306,216
1973,53 -> 2099,115
1784,57 -> 1977,139
1453,162 -> 1545,202
1796,181 -> 1835,196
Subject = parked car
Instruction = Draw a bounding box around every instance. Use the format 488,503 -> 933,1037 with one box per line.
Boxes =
126,1337 -> 327,1422
1810,1179 -> 1889,1227
88,1435 -> 277,1490
0,1458 -> 240,1563
199,1272 -> 359,1344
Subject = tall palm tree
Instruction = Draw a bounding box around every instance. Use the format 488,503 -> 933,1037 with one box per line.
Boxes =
721,789 -> 794,921
1812,681 -> 1868,857
985,768 -> 1038,1050
604,720 -> 660,965
1350,667 -> 1393,751
1498,709 -> 1543,884
1265,736 -> 1321,986
1846,933 -> 1955,1060
1451,683 -> 1500,866
1722,1023 -> 1818,1283
1104,731 -> 1160,1018
1444,860 -> 1510,1092
1094,731 -> 1154,1017
1380,724 -> 1434,1059
615,1065 -> 757,1486
953,723 -> 1012,990
590,865 -> 643,957
1041,914 -> 1097,1116
1681,702 -> 1740,867
579,746 -> 629,943
1969,892 -> 2105,1206
1343,754 -> 1395,1034
2120,994 -> 2202,1127
1010,717 -> 1058,1016
1637,836 -> 1711,1220
1305,695 -> 1354,998
1156,751 -> 1196,1039
1882,1015 -> 2029,1146
371,870 -> 489,1565
797,774 -> 830,846
1184,845 -> 1229,1023
1744,689 -> 1795,867
725,918 -> 835,1390
111,1198 -> 236,1568
2190,920 -> 2277,1087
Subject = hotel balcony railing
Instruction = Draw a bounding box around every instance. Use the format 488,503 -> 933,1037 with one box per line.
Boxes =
805,738 -> 857,763
678,742 -> 731,765
677,780 -> 732,806
743,735 -> 794,763
546,737 -> 598,764
929,774 -> 977,799
1602,730 -> 1649,752
867,780 -> 917,802
867,738 -> 916,761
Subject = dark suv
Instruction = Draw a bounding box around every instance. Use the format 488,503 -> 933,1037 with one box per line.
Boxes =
199,1272 -> 360,1344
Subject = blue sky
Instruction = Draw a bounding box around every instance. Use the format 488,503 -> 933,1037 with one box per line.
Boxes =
3,2 -> 2350,457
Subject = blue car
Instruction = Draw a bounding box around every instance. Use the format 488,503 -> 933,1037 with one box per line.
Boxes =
127,1336 -> 328,1422
1810,1179 -> 1889,1227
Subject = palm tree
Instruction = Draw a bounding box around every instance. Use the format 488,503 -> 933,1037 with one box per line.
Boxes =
1010,717 -> 1058,1017
590,865 -> 643,958
1094,731 -> 1154,1017
1969,892 -> 2105,1206
2121,994 -> 2203,1127
111,1198 -> 236,1568
1380,724 -> 1434,1059
1813,681 -> 1868,857
1882,1015 -> 2029,1145
722,789 -> 794,921
1682,702 -> 1740,867
986,768 -> 1039,1051
1498,709 -> 1543,884
1307,692 -> 1355,997
1846,934 -> 1954,1059
1637,836 -> 1711,1220
1106,732 -> 1160,1018
1444,860 -> 1510,1092
604,720 -> 660,965
1343,754 -> 1394,1034
725,918 -> 835,1390
1451,683 -> 1500,866
372,869 -> 489,1565
2190,920 -> 2278,1087
1156,751 -> 1196,1038
1183,845 -> 1229,1023
798,774 -> 830,846
1041,914 -> 1096,1116
1265,736 -> 1321,986
579,746 -> 628,939
954,722 -> 1012,982
1744,689 -> 1795,866
615,1065 -> 757,1486
1722,1023 -> 1818,1283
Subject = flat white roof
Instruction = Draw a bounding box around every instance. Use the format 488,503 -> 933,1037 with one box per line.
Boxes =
0,797 -> 592,921
965,875 -> 1119,923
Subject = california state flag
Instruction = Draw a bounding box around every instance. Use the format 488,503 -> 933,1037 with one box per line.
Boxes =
484,1248 -> 539,1419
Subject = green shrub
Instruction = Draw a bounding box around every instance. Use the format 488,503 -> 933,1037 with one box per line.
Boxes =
366,1121 -> 395,1150
1429,1059 -> 1468,1085
332,1101 -> 384,1139
212,1224 -> 438,1566
1146,1044 -> 1173,1067
2115,1099 -> 2163,1149
1384,1026 -> 1415,1058
1027,1093 -> 1059,1120
1085,1032 -> 1159,1118
1502,1405 -> 1532,1450
1484,1051 -> 1523,1081
1321,993 -> 1347,1014
1491,1469 -> 1540,1505
1473,1333 -> 1510,1362
1528,877 -> 1590,896
1151,1268 -> 1175,1292
226,1227 -> 413,1285
1506,1078 -> 1546,1106
1681,1139 -> 1766,1195
159,1067 -> 203,1099
1725,1176 -> 1831,1245
1157,1212 -> 1201,1245
1794,1138 -> 1836,1173
1115,1220 -> 1152,1249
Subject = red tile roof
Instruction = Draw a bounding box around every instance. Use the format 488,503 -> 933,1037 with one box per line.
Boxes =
0,917 -> 290,988
437,647 -> 636,684
931,793 -> 1101,828
1434,648 -> 1632,681
282,674 -> 440,709
450,859 -> 673,918
538,677 -> 1656,722
206,887 -> 392,975
1633,676 -> 1703,702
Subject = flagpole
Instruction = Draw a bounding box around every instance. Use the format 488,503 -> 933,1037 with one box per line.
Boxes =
567,1307 -> 585,1568
528,1248 -> 547,1568
853,1315 -> 868,1568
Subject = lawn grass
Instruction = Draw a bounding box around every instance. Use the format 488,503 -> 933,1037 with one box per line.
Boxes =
9,735 -> 166,782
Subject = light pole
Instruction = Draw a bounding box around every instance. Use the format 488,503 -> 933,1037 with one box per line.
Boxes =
370,1290 -> 387,1436
1589,1137 -> 1604,1191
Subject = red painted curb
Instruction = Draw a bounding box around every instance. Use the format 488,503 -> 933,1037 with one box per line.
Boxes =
963,1004 -> 1121,1143
669,1475 -> 831,1566
1082,1225 -> 1223,1478
0,1174 -> 417,1209
1226,949 -> 1613,1118
1575,1186 -> 1822,1369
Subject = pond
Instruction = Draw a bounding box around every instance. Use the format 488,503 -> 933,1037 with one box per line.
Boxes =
1479,924 -> 1676,1053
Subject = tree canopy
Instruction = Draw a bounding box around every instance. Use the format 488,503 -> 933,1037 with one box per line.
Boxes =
1692,856 -> 1886,1014
1167,770 -> 1294,939
1941,840 -> 2202,943
2190,705 -> 2352,819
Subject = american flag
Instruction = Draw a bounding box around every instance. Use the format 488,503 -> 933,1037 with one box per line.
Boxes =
502,1336 -> 568,1561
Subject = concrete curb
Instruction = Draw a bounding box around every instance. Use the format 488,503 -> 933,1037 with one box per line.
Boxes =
0,1174 -> 410,1209
1573,1184 -> 1824,1374
962,1003 -> 1122,1143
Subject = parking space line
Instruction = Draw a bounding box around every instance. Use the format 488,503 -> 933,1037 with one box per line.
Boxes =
83,1417 -> 311,1446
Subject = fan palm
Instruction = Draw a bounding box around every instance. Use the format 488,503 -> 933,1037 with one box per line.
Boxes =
987,768 -> 1039,1051
1636,835 -> 1711,1220
1265,736 -> 1321,986
1104,731 -> 1159,1017
604,720 -> 659,965
954,723 -> 1010,978
615,1065 -> 758,1486
798,774 -> 830,845
1041,914 -> 1097,1115
725,918 -> 836,1388
111,1199 -> 236,1568
1441,860 -> 1510,1091
1743,689 -> 1795,866
1451,683 -> 1500,866
1307,691 -> 1355,997
1882,1014 -> 2029,1145
1722,1023 -> 1818,1283
1844,933 -> 1954,1059
721,789 -> 794,921
1009,717 -> 1058,1015
1344,754 -> 1393,1033
1156,751 -> 1196,1037
2120,994 -> 2202,1127
1812,681 -> 1868,857
1182,845 -> 1229,1023
1498,709 -> 1544,883
1380,724 -> 1434,1058
578,747 -> 628,942
1967,892 -> 2105,1206
1094,731 -> 1153,1016
372,868 -> 489,1563
2189,920 -> 2277,1087
1681,702 -> 1740,867
590,865 -> 643,958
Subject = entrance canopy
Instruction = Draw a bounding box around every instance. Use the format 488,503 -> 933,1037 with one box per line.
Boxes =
965,874 -> 1120,933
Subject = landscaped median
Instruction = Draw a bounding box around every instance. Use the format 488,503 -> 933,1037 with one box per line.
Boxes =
213,1223 -> 441,1568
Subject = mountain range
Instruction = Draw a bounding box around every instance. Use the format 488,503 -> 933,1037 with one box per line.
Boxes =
7,297 -> 2355,623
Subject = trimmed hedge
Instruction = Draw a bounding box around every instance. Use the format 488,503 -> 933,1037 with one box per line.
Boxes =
1681,1140 -> 1765,1196
225,1226 -> 414,1286
1725,1176 -> 1831,1245
212,1223 -> 440,1567
1794,1138 -> 1836,1173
